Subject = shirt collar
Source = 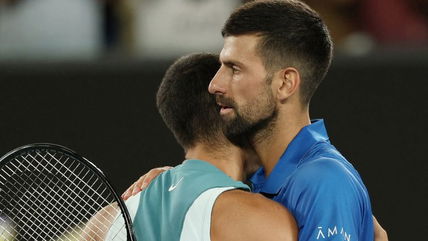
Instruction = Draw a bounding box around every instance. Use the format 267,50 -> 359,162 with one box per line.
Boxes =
250,119 -> 330,194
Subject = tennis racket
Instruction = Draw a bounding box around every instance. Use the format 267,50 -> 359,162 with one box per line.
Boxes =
0,143 -> 136,241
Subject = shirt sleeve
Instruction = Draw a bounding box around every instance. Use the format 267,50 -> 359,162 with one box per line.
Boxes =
278,157 -> 373,241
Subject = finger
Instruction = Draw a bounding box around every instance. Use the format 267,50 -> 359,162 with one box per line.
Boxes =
131,185 -> 142,196
131,175 -> 147,195
121,191 -> 128,200
161,166 -> 173,171
122,182 -> 136,200
140,168 -> 163,189
122,183 -> 135,198
139,171 -> 155,191
135,174 -> 148,190
140,166 -> 172,190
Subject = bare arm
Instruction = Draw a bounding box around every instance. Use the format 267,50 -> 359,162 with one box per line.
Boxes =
81,203 -> 120,241
211,189 -> 298,241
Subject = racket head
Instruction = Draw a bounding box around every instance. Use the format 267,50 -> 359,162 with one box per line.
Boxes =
0,143 -> 136,241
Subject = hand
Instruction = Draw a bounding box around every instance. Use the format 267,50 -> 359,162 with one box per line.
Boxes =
121,166 -> 173,200
373,216 -> 388,241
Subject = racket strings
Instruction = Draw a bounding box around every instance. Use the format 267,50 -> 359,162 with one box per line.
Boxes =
1,153 -> 102,240
0,149 -> 128,241
34,152 -> 125,237
36,153 -> 126,237
2,157 -> 108,241
1,154 -> 67,240
2,157 -> 71,240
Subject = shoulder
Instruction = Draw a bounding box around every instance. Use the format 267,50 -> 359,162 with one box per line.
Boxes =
292,153 -> 359,190
282,154 -> 370,214
211,189 -> 297,241
278,151 -> 371,210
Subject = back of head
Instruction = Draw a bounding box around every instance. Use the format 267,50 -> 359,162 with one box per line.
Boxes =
223,0 -> 333,105
156,53 -> 222,150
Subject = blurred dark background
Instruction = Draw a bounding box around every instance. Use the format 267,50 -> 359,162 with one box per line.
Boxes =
1,0 -> 427,240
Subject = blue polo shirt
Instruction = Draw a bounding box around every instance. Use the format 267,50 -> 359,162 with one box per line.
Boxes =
250,120 -> 374,241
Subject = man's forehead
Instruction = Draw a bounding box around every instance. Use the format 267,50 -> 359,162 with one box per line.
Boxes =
220,34 -> 262,64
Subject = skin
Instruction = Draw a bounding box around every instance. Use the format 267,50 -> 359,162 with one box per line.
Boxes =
184,139 -> 297,241
122,147 -> 260,198
92,143 -> 298,241
99,100 -> 297,241
209,34 -> 310,176
122,166 -> 388,241
81,203 -> 120,241
212,189 -> 297,241
209,33 -> 388,241
98,49 -> 298,240
119,131 -> 298,241
373,216 -> 388,241
211,35 -> 275,127
123,34 -> 388,241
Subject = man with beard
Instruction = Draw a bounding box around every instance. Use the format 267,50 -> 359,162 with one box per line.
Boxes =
123,1 -> 388,241
85,53 -> 297,241
208,1 -> 374,241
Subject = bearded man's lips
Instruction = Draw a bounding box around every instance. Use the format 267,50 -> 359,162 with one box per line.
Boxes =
215,102 -> 232,115
216,96 -> 235,115
219,105 -> 234,115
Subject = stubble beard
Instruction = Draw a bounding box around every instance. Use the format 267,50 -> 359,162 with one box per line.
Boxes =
221,85 -> 278,148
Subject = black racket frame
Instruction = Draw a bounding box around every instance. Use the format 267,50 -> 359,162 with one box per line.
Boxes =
0,143 -> 136,241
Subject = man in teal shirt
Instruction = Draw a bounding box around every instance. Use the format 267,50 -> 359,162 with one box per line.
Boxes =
101,53 -> 297,241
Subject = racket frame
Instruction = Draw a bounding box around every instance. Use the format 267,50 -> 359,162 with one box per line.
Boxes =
0,143 -> 136,241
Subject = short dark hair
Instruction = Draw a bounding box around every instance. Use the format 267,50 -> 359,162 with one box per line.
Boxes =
156,53 -> 223,149
222,0 -> 333,104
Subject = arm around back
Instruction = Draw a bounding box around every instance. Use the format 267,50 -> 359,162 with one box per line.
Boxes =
211,189 -> 298,241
